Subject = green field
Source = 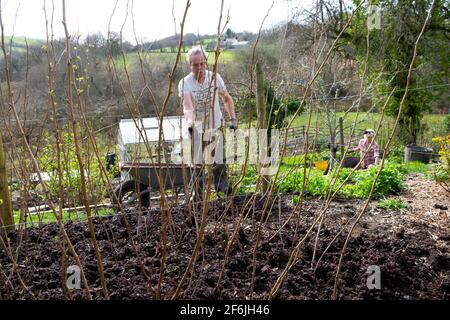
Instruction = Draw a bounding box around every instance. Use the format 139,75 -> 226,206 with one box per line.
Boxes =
114,49 -> 235,70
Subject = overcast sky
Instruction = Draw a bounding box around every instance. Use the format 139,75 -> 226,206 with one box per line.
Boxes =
0,0 -> 315,43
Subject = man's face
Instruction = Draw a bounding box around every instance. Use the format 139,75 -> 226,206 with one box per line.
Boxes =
190,52 -> 207,81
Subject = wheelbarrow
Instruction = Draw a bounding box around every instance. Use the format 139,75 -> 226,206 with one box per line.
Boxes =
112,161 -> 196,207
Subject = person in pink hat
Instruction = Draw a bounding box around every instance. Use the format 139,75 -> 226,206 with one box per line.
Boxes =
353,129 -> 380,169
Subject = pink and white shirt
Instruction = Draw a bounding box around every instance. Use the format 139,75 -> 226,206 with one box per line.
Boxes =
355,138 -> 380,168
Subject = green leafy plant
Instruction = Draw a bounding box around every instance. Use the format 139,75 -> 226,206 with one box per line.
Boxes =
378,198 -> 408,211
276,169 -> 302,193
229,165 -> 258,194
235,158 -> 408,200
332,162 -> 404,199
275,168 -> 327,197
9,181 -> 21,192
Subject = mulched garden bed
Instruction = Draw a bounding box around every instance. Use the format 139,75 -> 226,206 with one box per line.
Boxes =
1,194 -> 449,300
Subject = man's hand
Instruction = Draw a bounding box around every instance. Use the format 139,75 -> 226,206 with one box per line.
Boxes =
229,118 -> 238,131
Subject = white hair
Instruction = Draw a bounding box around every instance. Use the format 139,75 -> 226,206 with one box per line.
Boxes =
187,46 -> 208,63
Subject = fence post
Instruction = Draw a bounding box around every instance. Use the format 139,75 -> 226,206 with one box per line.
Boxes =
0,134 -> 14,231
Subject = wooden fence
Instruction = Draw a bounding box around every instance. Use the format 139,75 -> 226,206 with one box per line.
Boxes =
279,126 -> 362,156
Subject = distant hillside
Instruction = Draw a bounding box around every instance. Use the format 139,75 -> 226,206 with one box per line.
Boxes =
0,37 -> 45,81
137,31 -> 255,52
2,36 -> 44,52
136,33 -> 215,52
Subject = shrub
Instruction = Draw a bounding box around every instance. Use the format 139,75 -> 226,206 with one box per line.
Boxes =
445,115 -> 450,133
429,134 -> 450,194
281,97 -> 304,116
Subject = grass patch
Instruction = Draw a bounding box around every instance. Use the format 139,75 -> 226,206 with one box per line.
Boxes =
399,161 -> 429,175
14,207 -> 115,226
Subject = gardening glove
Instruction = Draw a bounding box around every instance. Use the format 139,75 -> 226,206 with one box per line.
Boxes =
229,118 -> 238,131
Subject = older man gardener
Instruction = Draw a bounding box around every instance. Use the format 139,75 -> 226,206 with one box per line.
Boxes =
178,46 -> 237,200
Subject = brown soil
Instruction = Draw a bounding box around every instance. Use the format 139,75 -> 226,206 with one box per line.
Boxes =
0,175 -> 449,300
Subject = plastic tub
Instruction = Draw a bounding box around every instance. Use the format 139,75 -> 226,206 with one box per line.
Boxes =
404,145 -> 432,164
